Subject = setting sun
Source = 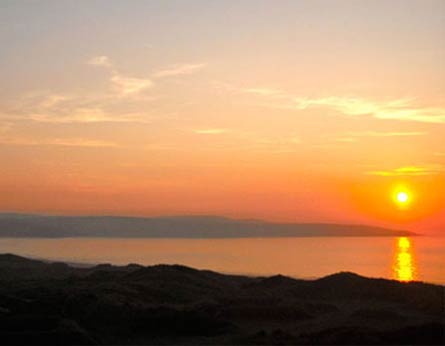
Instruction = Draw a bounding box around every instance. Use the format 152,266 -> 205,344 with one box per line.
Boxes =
397,192 -> 409,204
391,185 -> 413,209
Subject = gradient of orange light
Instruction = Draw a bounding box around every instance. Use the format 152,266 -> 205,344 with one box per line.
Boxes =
349,175 -> 445,227
1,142 -> 443,233
0,147 -> 357,223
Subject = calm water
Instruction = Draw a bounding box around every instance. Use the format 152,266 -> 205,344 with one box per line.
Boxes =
0,236 -> 444,284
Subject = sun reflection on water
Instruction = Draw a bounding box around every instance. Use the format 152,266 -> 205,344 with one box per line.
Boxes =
393,237 -> 417,282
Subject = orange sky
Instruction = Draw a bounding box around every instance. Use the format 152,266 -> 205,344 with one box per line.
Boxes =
0,1 -> 444,233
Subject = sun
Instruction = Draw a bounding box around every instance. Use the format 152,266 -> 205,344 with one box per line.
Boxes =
397,191 -> 409,204
392,186 -> 412,209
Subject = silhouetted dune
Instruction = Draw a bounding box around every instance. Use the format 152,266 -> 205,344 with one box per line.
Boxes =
0,254 -> 443,345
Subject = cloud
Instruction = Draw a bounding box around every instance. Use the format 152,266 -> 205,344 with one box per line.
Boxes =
347,131 -> 427,137
193,128 -> 229,135
244,88 -> 284,97
245,88 -> 445,124
292,97 -> 445,124
367,165 -> 443,176
29,107 -> 151,124
39,94 -> 72,108
111,74 -> 153,96
335,137 -> 357,142
88,55 -> 154,96
46,138 -> 119,148
88,55 -> 113,68
0,136 -> 120,148
2,90 -> 156,124
4,56 -> 207,127
153,63 -> 206,78
332,131 -> 427,143
87,57 -> 205,98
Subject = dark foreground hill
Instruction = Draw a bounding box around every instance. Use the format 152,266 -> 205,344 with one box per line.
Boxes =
0,213 -> 416,238
0,254 -> 443,345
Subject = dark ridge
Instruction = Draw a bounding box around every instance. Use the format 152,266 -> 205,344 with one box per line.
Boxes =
253,274 -> 301,288
315,271 -> 368,282
0,253 -> 442,345
0,253 -> 45,265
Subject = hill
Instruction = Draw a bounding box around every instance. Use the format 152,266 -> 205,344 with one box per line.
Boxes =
0,213 -> 416,238
0,253 -> 442,345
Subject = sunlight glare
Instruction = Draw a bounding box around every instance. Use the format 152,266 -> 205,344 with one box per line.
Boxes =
397,191 -> 409,203
393,237 -> 416,282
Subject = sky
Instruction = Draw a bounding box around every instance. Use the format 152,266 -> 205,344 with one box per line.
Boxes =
0,0 -> 444,233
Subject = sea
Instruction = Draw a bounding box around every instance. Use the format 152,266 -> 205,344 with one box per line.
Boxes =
0,236 -> 443,284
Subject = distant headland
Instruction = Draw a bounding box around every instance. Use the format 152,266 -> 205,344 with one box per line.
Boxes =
0,213 -> 417,238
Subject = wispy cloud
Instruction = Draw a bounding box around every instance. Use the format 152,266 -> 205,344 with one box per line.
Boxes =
335,137 -> 357,142
88,55 -> 113,68
39,94 -> 72,108
87,56 -> 206,98
46,138 -> 120,148
293,97 -> 445,124
110,74 -> 153,96
367,165 -> 444,176
2,89 -> 156,124
193,128 -> 229,135
0,136 -> 120,148
332,131 -> 427,144
244,87 -> 445,124
347,131 -> 427,137
4,56 -> 205,127
153,63 -> 206,78
88,55 -> 153,96
28,107 -> 151,124
244,88 -> 284,97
